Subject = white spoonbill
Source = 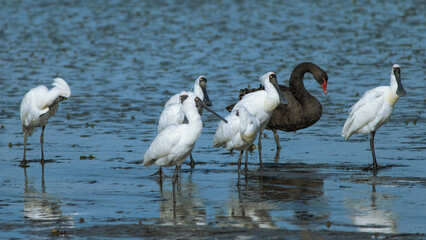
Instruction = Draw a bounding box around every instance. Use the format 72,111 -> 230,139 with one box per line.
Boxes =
213,106 -> 260,185
144,93 -> 227,183
20,78 -> 71,167
159,76 -> 212,168
153,90 -> 186,178
163,76 -> 212,108
229,72 -> 288,171
342,64 -> 407,172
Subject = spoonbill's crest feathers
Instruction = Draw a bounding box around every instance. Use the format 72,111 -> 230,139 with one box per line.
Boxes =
52,78 -> 71,98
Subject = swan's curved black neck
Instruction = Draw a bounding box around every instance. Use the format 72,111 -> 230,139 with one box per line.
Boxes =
289,62 -> 323,101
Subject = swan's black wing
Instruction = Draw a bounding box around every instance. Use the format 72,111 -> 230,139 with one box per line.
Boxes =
226,84 -> 264,112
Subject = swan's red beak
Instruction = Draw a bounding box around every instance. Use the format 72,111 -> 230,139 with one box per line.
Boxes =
321,79 -> 327,95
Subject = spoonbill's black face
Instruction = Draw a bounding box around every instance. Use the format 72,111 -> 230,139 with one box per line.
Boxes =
199,77 -> 212,106
268,73 -> 277,83
48,96 -> 68,110
268,73 -> 288,105
199,77 -> 207,87
180,94 -> 188,104
393,66 -> 407,97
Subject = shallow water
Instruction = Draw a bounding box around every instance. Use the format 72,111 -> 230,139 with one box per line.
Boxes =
0,0 -> 425,238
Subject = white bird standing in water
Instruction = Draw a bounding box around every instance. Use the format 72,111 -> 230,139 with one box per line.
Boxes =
342,64 -> 407,172
20,78 -> 71,167
144,92 -> 227,183
213,106 -> 260,185
152,90 -> 187,178
158,76 -> 212,168
229,72 -> 288,171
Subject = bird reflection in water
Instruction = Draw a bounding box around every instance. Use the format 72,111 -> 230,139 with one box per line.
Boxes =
221,185 -> 278,229
222,164 -> 330,229
156,172 -> 207,226
23,167 -> 74,227
346,182 -> 397,233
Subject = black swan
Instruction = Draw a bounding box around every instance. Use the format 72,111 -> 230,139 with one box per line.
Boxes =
226,62 -> 328,153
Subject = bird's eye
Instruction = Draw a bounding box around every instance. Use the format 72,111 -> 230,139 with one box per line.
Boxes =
269,75 -> 272,79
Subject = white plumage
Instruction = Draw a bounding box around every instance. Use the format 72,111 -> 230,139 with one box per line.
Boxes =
145,94 -> 201,169
157,76 -> 212,168
20,78 -> 71,166
229,72 -> 288,171
144,93 -> 227,182
213,106 -> 260,185
213,106 -> 259,151
342,64 -> 406,171
157,91 -> 187,133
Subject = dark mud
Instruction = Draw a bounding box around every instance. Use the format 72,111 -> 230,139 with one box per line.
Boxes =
19,224 -> 426,240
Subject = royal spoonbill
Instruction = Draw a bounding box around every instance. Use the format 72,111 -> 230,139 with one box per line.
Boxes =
154,90 -> 186,178
20,78 -> 71,167
228,62 -> 328,153
144,93 -> 227,183
341,64 -> 406,172
213,106 -> 260,185
160,76 -> 212,168
227,72 -> 288,171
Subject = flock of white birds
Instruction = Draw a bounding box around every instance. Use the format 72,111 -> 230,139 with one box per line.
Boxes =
19,64 -> 406,186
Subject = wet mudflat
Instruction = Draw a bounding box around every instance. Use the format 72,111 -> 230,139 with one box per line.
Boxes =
0,0 -> 425,239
